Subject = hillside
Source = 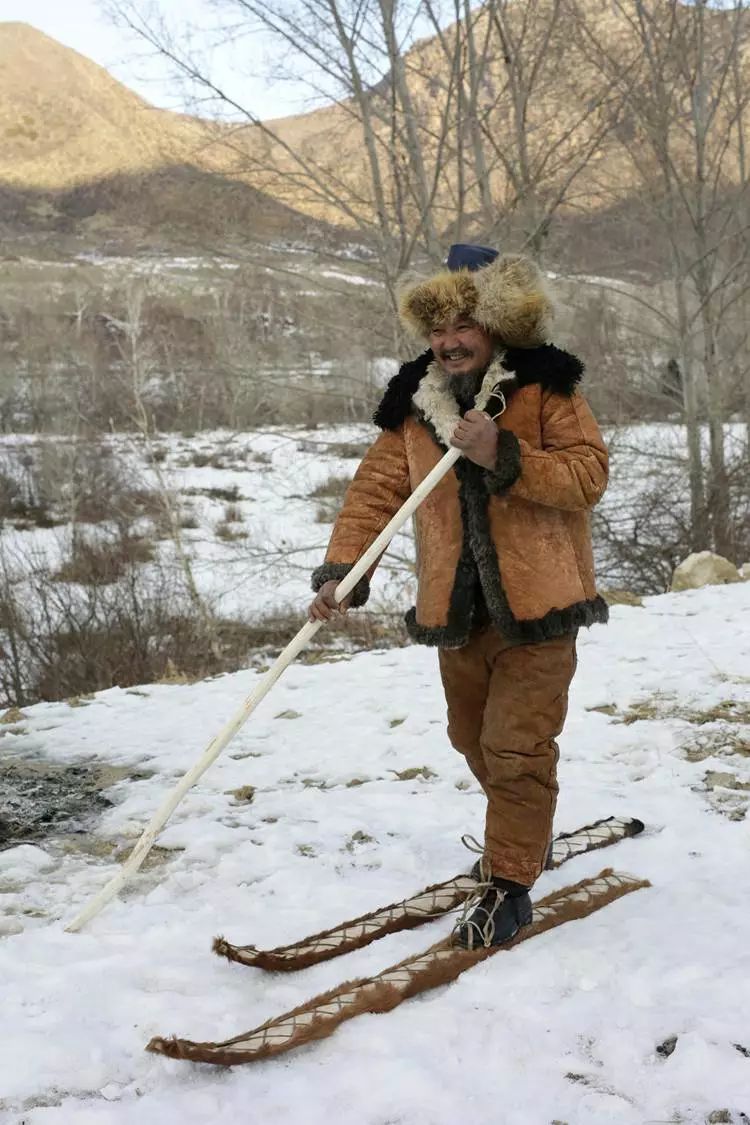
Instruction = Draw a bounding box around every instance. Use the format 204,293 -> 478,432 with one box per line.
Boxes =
0,22 -> 334,250
0,579 -> 749,1119
3,9 -> 742,268
0,22 -> 209,188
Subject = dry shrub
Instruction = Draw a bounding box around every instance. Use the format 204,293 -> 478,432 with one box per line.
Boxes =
74,486 -> 166,527
53,535 -> 155,585
594,443 -> 750,594
240,607 -> 408,660
185,484 -> 242,503
0,542 -> 253,706
0,462 -> 57,528
215,521 -> 248,541
310,474 -> 351,499
326,441 -> 370,459
0,441 -> 166,533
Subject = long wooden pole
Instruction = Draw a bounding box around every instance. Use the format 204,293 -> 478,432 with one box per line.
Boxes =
64,446 -> 463,933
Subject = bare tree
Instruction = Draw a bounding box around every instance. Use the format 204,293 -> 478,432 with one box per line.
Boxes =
575,0 -> 750,559
108,280 -> 221,653
104,0 -> 624,331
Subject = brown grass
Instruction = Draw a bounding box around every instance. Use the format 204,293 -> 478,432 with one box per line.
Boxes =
215,521 -> 248,541
310,474 -> 351,499
53,536 -> 154,585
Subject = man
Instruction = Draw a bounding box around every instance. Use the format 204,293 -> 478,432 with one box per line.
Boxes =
308,245 -> 609,949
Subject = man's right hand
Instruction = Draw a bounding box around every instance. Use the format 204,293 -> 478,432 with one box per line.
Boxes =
308,579 -> 354,623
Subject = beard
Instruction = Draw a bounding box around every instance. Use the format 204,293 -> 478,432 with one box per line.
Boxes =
447,369 -> 486,411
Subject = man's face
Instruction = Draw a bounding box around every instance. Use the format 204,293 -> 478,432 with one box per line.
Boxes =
429,315 -> 495,378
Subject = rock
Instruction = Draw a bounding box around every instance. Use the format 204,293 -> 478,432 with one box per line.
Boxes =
1,707 -> 28,724
671,551 -> 742,592
707,1111 -> 733,1124
704,771 -> 750,792
656,1034 -> 678,1058
227,785 -> 255,803
741,562 -> 750,581
600,588 -> 644,607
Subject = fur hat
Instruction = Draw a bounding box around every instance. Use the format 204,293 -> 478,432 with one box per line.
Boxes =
398,251 -> 553,348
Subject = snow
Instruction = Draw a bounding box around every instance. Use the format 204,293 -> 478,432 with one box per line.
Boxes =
319,269 -> 378,286
1,581 -> 750,1122
0,425 -> 413,623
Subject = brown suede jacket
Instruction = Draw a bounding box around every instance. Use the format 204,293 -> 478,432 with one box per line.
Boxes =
312,345 -> 609,647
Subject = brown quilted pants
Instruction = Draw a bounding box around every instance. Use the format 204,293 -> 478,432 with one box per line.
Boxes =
438,629 -> 577,887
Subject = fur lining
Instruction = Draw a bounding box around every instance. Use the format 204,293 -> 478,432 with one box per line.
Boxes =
412,355 -> 510,446
146,871 -> 648,1066
399,254 -> 553,346
373,350 -> 432,430
484,429 -> 522,495
375,345 -> 584,433
212,874 -> 474,971
311,562 -> 370,608
399,271 -> 479,338
503,344 -> 584,396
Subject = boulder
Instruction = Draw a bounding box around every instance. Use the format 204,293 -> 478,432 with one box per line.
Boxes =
671,551 -> 742,592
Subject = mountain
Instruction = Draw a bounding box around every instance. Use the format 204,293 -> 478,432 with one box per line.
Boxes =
0,22 -> 211,189
0,22 -> 336,249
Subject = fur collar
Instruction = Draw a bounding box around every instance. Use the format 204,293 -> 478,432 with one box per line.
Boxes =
373,344 -> 584,433
412,354 -> 513,445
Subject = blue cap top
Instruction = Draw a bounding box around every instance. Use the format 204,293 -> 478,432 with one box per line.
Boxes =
445,243 -> 499,272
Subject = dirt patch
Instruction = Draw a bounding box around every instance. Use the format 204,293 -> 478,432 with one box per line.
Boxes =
0,758 -> 153,850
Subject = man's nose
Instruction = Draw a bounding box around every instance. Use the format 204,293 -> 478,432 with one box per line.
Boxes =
442,331 -> 461,351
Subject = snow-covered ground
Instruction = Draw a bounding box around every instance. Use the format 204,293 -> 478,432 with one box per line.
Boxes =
0,425 -> 415,625
4,421 -> 741,639
1,581 -> 749,1123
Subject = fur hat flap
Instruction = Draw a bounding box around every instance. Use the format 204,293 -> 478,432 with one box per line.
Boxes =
398,271 -> 478,339
398,253 -> 553,348
473,254 -> 553,348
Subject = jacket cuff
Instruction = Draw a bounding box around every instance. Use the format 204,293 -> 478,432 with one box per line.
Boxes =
311,562 -> 370,608
484,429 -> 522,495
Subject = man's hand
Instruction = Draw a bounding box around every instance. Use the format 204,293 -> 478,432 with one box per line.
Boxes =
451,409 -> 499,469
308,579 -> 354,623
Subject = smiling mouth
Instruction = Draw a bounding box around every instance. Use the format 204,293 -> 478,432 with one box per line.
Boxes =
441,352 -> 471,362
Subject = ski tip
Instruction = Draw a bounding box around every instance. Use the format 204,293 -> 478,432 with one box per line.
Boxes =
212,936 -> 233,959
147,1035 -> 185,1059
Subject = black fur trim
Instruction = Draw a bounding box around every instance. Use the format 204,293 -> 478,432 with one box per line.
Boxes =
502,345 -> 584,396
311,563 -> 370,608
403,457 -> 608,647
484,429 -> 522,495
374,344 -> 583,433
404,511 -> 479,649
373,351 -> 433,431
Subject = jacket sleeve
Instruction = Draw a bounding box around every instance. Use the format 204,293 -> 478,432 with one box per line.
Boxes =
484,391 -> 608,511
311,427 -> 411,606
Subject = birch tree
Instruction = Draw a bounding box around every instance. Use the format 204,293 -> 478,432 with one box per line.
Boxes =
575,0 -> 750,559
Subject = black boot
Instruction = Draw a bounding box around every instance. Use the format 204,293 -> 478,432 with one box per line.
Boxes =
454,878 -> 532,950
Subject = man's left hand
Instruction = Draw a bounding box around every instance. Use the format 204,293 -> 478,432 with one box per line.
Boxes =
451,409 -> 499,469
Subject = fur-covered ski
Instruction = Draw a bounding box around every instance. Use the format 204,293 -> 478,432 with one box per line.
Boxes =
148,867 -> 649,1066
213,815 -> 644,972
